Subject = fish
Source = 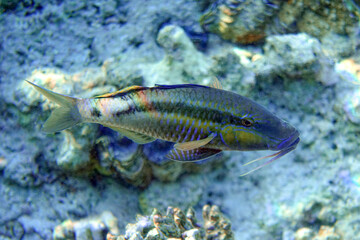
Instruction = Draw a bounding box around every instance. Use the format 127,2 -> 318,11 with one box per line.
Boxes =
26,80 -> 300,175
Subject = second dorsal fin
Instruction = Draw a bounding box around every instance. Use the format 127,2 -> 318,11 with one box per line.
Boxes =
210,77 -> 222,89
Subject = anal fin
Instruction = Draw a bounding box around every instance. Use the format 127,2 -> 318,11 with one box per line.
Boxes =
103,125 -> 156,144
166,147 -> 222,162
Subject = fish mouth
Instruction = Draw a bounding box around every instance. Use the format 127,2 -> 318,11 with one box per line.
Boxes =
276,131 -> 300,150
240,131 -> 300,176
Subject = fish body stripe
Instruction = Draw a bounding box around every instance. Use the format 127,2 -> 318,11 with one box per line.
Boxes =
77,86 -> 268,150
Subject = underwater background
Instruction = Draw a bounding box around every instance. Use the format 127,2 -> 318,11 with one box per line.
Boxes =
1,0 -> 360,239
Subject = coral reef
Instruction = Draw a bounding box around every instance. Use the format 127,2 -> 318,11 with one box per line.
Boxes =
52,205 -> 234,240
106,204 -> 234,240
93,129 -> 152,188
142,24 -> 213,86
201,0 -> 359,44
202,205 -> 234,240
144,24 -> 257,95
2,0 -> 360,239
53,211 -> 119,240
251,33 -> 339,85
200,0 -> 282,44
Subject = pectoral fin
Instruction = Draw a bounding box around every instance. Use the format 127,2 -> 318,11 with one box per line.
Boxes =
166,147 -> 222,162
174,133 -> 216,151
103,125 -> 156,144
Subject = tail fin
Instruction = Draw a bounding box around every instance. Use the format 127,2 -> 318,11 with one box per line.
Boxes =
26,81 -> 82,133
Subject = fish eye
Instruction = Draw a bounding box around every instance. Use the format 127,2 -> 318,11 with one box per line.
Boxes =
241,118 -> 254,127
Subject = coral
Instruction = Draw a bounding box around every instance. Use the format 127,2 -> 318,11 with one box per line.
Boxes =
320,33 -> 356,61
16,69 -> 99,171
143,24 -> 213,86
336,58 -> 360,85
210,49 -> 256,94
200,0 -> 358,44
312,226 -> 340,240
294,0 -> 357,38
146,23 -> 257,94
107,204 -> 234,240
55,126 -> 98,171
295,227 -> 314,240
200,0 -> 282,44
94,129 -> 152,188
53,205 -> 232,240
202,205 -> 234,240
251,33 -> 339,85
295,226 -> 341,240
336,58 -> 360,124
15,68 -> 122,173
53,211 -> 119,240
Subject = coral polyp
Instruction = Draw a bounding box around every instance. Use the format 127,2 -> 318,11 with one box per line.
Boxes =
106,205 -> 234,240
201,0 -> 281,44
201,0 -> 358,44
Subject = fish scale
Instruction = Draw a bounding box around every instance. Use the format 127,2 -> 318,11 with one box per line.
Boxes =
108,87 -> 239,146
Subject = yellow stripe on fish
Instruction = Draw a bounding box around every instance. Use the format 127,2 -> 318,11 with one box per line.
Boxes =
27,81 -> 300,174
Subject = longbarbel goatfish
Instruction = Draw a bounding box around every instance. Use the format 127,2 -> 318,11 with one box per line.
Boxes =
27,80 -> 300,175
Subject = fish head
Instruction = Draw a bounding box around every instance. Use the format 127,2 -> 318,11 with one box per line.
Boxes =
254,114 -> 300,152
221,96 -> 300,176
222,100 -> 300,152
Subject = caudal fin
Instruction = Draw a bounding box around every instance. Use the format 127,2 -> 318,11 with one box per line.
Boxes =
26,81 -> 82,133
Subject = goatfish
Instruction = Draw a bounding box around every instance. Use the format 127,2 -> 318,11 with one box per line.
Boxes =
27,80 -> 300,175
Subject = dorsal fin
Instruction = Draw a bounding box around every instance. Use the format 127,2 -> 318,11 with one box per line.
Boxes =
153,84 -> 209,90
210,77 -> 222,89
94,86 -> 147,98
